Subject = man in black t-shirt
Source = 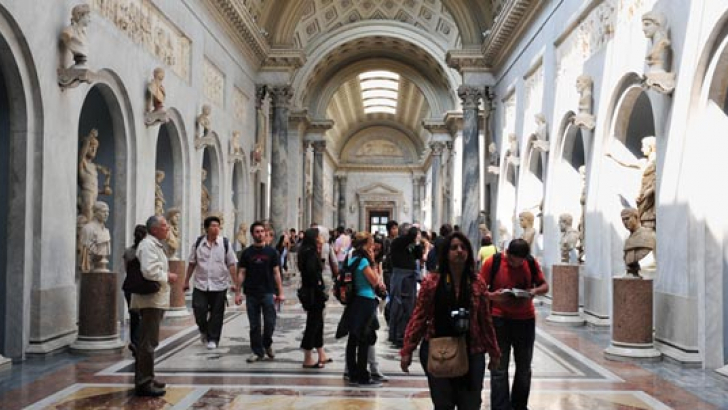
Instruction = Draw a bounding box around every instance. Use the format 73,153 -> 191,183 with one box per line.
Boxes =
235,221 -> 285,363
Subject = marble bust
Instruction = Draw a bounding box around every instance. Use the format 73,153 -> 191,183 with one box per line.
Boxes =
621,208 -> 656,277
230,131 -> 244,157
236,222 -> 248,249
77,129 -> 112,226
607,136 -> 656,230
577,165 -> 587,262
505,133 -> 520,166
154,170 -> 166,216
487,142 -> 500,174
78,201 -> 112,273
201,169 -> 210,220
574,75 -> 596,130
532,113 -> 549,152
519,211 -> 536,248
165,207 -> 181,260
195,105 -> 214,149
642,11 -> 676,94
559,213 -> 580,264
145,67 -> 169,125
60,4 -> 91,68
251,143 -> 263,169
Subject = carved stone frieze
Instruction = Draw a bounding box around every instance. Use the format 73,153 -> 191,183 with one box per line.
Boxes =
446,49 -> 488,73
90,0 -> 191,81
482,0 -> 539,67
261,49 -> 306,71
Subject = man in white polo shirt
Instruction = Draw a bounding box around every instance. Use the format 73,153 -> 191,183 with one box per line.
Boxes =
184,216 -> 238,349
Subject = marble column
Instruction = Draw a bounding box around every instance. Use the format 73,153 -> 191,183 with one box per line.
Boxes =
337,175 -> 347,228
459,85 -> 484,251
302,141 -> 312,228
268,85 -> 293,236
412,175 -> 422,223
430,142 -> 445,229
444,141 -> 455,225
311,140 -> 326,227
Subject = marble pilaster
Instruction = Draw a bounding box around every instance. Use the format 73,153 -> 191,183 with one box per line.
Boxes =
311,141 -> 326,227
458,85 -> 484,251
268,85 -> 293,236
429,141 -> 445,229
302,141 -> 312,228
412,175 -> 423,223
337,175 -> 347,228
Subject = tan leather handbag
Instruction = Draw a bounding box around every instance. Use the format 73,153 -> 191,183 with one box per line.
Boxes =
427,336 -> 469,378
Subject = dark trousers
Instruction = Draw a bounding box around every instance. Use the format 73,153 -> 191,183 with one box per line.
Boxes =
419,340 -> 486,410
123,291 -> 141,348
490,317 -> 536,410
192,288 -> 227,343
246,293 -> 276,357
301,306 -> 324,350
346,296 -> 378,383
134,308 -> 164,388
388,268 -> 417,344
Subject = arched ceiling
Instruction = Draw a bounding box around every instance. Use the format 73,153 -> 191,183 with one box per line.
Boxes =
244,0 -> 493,47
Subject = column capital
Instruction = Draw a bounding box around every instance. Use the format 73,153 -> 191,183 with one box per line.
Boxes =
429,141 -> 446,155
458,85 -> 484,110
268,84 -> 294,108
312,140 -> 327,152
255,85 -> 267,108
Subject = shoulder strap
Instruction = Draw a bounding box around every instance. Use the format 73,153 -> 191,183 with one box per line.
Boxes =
526,255 -> 538,287
223,237 -> 229,255
194,235 -> 205,252
489,252 -> 502,291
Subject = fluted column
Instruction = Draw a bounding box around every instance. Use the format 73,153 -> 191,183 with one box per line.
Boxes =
459,85 -> 484,251
337,175 -> 347,228
430,141 -> 445,229
311,140 -> 326,226
269,85 -> 293,236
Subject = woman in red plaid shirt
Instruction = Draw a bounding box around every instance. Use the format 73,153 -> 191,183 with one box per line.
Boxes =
400,231 -> 501,410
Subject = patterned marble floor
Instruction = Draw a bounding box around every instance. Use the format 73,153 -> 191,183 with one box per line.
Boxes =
1,283 -> 727,410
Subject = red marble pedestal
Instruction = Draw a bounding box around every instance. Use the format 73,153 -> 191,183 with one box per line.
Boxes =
546,264 -> 584,326
70,271 -> 124,353
604,277 -> 661,361
166,260 -> 190,318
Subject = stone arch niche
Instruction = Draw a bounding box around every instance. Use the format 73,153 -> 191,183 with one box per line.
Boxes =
520,142 -> 546,241
0,4 -> 43,359
155,108 -> 188,251
201,142 -> 221,230
231,160 -> 248,247
495,161 -> 517,248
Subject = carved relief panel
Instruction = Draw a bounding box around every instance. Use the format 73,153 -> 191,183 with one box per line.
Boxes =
233,87 -> 248,123
203,59 -> 225,108
524,64 -> 544,138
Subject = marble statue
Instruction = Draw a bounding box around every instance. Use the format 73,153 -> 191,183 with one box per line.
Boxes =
621,208 -> 656,277
577,165 -> 587,262
201,169 -> 210,220
58,4 -> 93,88
487,142 -> 500,174
145,67 -> 169,125
154,170 -> 166,216
505,133 -> 520,166
78,201 -> 111,273
574,75 -> 596,130
78,129 -> 112,227
236,222 -> 248,249
250,143 -> 263,171
60,4 -> 91,68
642,11 -> 676,94
230,131 -> 245,157
195,105 -> 214,149
532,113 -> 549,152
166,207 -> 181,259
559,213 -> 580,264
607,136 -> 656,230
498,223 -> 511,251
519,211 -> 536,248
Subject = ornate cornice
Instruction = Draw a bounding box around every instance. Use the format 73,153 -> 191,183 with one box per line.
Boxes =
445,48 -> 489,74
204,0 -> 269,64
261,48 -> 306,72
338,164 -> 427,173
308,120 -> 335,132
481,0 -> 542,69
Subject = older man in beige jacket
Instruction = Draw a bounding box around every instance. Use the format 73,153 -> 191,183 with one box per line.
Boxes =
131,215 -> 178,397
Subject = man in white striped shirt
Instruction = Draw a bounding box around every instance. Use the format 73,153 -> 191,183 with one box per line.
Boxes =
184,216 -> 238,350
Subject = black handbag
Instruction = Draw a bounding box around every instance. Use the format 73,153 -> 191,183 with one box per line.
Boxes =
122,257 -> 160,295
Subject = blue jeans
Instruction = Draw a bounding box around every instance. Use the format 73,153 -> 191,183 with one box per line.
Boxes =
490,317 -> 536,410
419,340 -> 486,410
246,293 -> 276,357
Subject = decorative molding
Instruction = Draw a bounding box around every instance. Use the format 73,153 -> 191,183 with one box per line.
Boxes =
203,59 -> 225,107
261,48 -> 306,72
446,48 -> 488,73
90,0 -> 191,81
268,85 -> 294,109
481,0 -> 541,69
203,0 -> 268,64
458,85 -> 484,110
233,87 -> 248,121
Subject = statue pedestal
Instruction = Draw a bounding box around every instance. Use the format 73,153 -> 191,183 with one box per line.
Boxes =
165,260 -> 189,318
546,264 -> 584,326
0,355 -> 11,371
71,271 -> 124,354
604,277 -> 661,361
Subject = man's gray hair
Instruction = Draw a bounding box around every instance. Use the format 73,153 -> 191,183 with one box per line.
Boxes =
146,215 -> 163,232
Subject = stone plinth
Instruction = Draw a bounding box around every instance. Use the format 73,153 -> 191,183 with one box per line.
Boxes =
71,271 -> 124,354
165,260 -> 189,318
546,264 -> 584,326
604,277 -> 661,361
0,355 -> 11,371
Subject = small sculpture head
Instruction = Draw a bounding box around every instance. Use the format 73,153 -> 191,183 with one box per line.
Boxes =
153,67 -> 165,81
559,213 -> 573,232
519,211 -> 535,229
201,168 -> 208,181
641,11 -> 666,39
155,170 -> 165,183
535,113 -> 546,125
576,75 -> 593,92
82,129 -> 100,159
641,136 -> 656,157
621,208 -> 641,233
488,142 -> 497,154
93,201 -> 110,223
166,207 -> 181,225
71,4 -> 91,26
202,104 -> 212,116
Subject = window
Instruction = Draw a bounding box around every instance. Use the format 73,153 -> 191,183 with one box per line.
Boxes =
359,70 -> 399,115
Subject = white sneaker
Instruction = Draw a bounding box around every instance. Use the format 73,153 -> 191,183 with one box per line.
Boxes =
206,341 -> 217,350
247,354 -> 264,363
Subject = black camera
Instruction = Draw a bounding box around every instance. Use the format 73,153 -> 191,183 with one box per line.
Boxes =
451,308 -> 470,334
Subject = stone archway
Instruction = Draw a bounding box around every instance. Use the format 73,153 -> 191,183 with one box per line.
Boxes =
520,142 -> 546,245
201,142 -> 222,231
231,160 -> 249,247
155,109 -> 189,252
495,161 -> 517,248
0,4 -> 43,360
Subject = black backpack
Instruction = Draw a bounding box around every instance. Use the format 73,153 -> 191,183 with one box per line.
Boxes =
487,252 -> 539,291
333,256 -> 362,305
194,235 -> 230,255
